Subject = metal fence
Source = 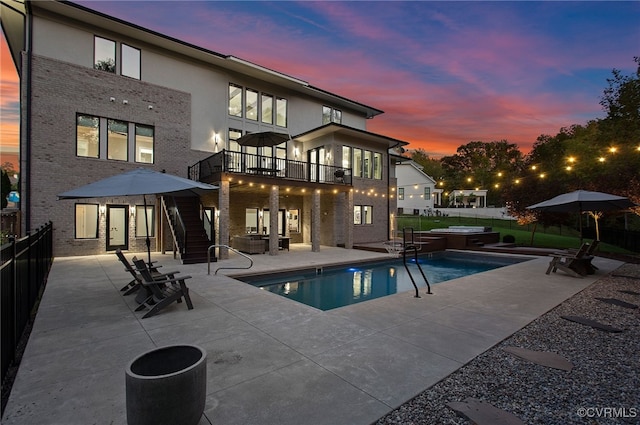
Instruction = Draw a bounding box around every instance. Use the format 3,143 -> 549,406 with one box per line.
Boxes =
1,221 -> 53,405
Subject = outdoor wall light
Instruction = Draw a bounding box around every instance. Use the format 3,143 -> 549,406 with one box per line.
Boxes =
122,99 -> 129,105
130,206 -> 136,217
148,105 -> 154,110
110,97 -> 116,102
99,205 -> 106,216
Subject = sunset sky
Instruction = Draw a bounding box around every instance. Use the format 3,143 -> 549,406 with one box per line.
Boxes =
1,1 -> 639,169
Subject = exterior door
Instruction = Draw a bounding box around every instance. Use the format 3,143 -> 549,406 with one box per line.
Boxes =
107,205 -> 128,251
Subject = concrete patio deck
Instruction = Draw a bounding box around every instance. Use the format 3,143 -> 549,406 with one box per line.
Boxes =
1,245 -> 623,425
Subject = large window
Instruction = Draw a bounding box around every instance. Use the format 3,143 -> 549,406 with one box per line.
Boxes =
135,205 -> 155,237
246,89 -> 258,121
77,114 -> 99,158
354,205 -> 372,225
342,146 -> 351,170
373,153 -> 382,179
121,44 -> 141,79
261,94 -> 273,124
135,125 -> 154,163
353,148 -> 362,177
347,147 -> 382,180
107,119 -> 128,161
75,204 -> 99,239
288,209 -> 300,233
245,208 -> 259,233
363,151 -> 372,179
229,84 -> 242,117
94,36 -> 115,72
276,97 -> 287,127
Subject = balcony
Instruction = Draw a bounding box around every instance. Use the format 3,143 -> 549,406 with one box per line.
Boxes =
189,150 -> 352,186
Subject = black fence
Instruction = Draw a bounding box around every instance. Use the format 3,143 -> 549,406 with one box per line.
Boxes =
1,221 -> 53,409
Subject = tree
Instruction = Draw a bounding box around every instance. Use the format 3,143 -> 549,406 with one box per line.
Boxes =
1,170 -> 11,209
409,148 -> 445,181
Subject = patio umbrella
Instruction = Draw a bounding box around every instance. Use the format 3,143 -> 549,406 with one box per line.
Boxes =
58,168 -> 218,264
236,131 -> 290,147
526,190 -> 636,240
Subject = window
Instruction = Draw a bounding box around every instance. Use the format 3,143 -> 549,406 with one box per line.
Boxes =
135,125 -> 154,163
245,208 -> 259,233
228,128 -> 242,152
246,89 -> 258,121
121,44 -> 141,79
398,188 -> 404,200
353,148 -> 362,177
229,84 -> 242,117
107,119 -> 128,161
354,205 -> 373,225
373,153 -> 382,179
135,205 -> 155,237
288,209 -> 299,233
94,36 -> 115,72
75,204 -> 99,238
424,187 -> 431,200
261,94 -> 273,124
363,150 -> 372,178
322,106 -> 342,124
342,146 -> 351,170
77,114 -> 99,158
276,97 -> 287,127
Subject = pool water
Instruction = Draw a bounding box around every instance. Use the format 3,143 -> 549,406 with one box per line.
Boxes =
240,252 -> 527,310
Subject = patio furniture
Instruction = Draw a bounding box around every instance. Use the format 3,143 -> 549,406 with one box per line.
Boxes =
133,258 -> 194,318
232,235 -> 266,254
546,243 -> 595,278
115,249 -> 176,299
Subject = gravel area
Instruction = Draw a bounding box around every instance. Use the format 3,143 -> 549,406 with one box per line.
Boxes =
375,263 -> 640,425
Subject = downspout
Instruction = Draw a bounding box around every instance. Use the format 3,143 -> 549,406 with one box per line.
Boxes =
23,1 -> 34,233
388,142 -> 403,240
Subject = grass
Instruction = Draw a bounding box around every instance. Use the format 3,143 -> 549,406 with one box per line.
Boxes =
396,215 -> 634,255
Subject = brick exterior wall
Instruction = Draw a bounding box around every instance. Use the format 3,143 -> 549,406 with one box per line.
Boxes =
25,54 -> 199,256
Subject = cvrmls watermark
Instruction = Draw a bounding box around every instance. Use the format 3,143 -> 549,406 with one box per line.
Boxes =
576,407 -> 637,419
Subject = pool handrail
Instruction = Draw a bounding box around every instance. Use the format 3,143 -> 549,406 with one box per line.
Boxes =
208,245 -> 253,275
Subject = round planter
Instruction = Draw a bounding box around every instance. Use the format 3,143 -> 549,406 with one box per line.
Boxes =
125,345 -> 207,425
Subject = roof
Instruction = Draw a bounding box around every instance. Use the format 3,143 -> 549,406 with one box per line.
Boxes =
28,0 -> 384,119
294,123 -> 409,149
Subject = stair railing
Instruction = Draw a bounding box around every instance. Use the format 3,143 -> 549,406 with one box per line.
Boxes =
161,196 -> 188,257
208,245 -> 253,275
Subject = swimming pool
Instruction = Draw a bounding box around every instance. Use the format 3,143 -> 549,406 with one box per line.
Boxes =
239,251 -> 528,310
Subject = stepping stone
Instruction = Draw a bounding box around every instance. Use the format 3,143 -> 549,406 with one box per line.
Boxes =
618,290 -> 640,296
561,315 -> 624,333
447,398 -> 524,425
503,346 -> 573,371
596,297 -> 639,309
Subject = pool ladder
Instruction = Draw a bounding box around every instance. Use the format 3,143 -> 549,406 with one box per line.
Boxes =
401,228 -> 432,298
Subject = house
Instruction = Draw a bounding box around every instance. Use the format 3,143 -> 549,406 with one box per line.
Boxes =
395,159 -> 436,215
1,0 -> 408,261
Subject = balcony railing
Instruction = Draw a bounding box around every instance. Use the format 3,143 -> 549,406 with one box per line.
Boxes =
189,150 -> 352,185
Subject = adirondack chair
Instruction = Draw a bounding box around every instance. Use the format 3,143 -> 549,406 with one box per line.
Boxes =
132,258 -> 194,318
115,249 -> 175,297
567,240 -> 600,271
546,243 -> 595,278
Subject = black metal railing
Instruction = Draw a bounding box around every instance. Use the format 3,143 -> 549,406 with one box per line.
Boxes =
162,197 -> 187,255
1,221 -> 53,411
188,150 -> 352,185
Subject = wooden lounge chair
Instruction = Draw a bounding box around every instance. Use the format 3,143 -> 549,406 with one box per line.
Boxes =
546,243 -> 595,277
133,258 -> 194,319
115,249 -> 175,296
567,240 -> 600,271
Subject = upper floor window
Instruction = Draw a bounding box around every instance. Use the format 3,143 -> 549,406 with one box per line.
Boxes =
424,187 -> 431,200
373,153 -> 382,179
94,36 -> 115,73
229,83 -> 288,128
135,125 -> 154,163
353,148 -> 362,178
342,146 -> 351,170
121,44 -> 141,80
398,188 -> 404,200
108,119 -> 129,161
363,150 -> 372,178
77,114 -> 100,158
322,106 -> 342,124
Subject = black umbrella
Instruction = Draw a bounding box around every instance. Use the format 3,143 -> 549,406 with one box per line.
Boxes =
527,190 -> 636,240
236,131 -> 290,147
58,168 -> 217,264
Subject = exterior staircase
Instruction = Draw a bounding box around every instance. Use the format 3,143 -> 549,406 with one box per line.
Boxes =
168,196 -> 211,264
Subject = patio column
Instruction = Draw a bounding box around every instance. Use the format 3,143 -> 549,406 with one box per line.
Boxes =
344,190 -> 353,249
218,180 -> 230,259
311,189 -> 320,252
269,185 -> 279,255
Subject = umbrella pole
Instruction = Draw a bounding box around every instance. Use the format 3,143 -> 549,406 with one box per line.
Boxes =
144,195 -> 151,266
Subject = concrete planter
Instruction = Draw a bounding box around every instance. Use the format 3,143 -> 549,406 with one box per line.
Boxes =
126,345 -> 207,425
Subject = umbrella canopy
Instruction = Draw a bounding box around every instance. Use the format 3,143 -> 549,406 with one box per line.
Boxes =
57,168 -> 217,199
236,131 -> 290,148
527,190 -> 636,241
58,168 -> 218,264
526,190 -> 635,213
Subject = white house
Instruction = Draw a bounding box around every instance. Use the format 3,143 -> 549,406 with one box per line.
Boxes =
395,160 -> 436,215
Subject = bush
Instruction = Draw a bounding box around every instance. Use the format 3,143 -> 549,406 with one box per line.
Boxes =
503,234 -> 516,243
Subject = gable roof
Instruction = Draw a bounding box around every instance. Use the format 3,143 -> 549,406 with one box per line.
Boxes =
294,123 -> 408,149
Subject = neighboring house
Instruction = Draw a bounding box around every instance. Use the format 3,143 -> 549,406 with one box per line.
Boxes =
395,159 -> 436,215
447,189 -> 489,208
1,0 -> 408,260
